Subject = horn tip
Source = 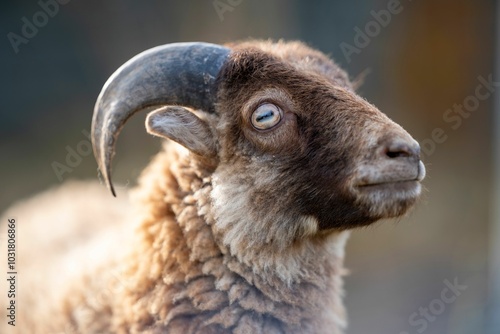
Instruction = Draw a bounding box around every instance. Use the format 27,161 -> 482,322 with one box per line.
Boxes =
96,164 -> 117,197
110,185 -> 117,197
105,172 -> 117,197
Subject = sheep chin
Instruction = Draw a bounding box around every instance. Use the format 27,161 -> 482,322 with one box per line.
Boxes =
352,180 -> 422,219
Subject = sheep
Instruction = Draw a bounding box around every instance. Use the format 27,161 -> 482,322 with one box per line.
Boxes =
1,39 -> 425,334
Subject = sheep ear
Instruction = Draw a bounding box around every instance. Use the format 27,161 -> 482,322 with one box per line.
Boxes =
146,106 -> 217,158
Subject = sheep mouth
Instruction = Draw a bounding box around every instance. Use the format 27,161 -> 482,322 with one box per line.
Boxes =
355,179 -> 421,192
353,160 -> 425,193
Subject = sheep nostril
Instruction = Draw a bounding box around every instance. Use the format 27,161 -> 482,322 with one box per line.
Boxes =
386,148 -> 410,159
384,142 -> 420,160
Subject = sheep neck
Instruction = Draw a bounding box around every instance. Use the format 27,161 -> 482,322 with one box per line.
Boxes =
127,144 -> 349,333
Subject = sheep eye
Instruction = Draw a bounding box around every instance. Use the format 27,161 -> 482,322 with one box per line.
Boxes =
251,103 -> 282,130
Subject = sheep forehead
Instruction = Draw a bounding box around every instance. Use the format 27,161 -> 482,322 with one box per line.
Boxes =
218,42 -> 379,129
227,39 -> 352,89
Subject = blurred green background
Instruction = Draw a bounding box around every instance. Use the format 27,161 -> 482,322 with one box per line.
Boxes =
0,0 -> 496,333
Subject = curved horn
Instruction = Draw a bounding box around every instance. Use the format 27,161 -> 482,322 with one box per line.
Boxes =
91,42 -> 230,196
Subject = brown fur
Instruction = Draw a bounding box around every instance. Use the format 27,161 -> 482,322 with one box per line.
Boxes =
1,40 -> 423,333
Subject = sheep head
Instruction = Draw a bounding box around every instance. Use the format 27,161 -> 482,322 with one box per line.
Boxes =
92,41 -> 425,260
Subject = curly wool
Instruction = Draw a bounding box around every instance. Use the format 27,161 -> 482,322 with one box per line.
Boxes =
20,143 -> 347,334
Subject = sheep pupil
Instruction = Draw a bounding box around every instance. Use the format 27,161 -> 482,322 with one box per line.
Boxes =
256,110 -> 274,123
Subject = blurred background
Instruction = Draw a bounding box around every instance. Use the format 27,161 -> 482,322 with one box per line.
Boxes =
0,0 -> 497,333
